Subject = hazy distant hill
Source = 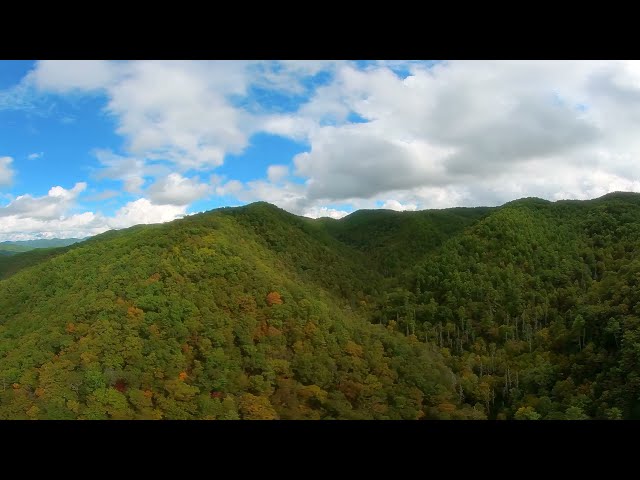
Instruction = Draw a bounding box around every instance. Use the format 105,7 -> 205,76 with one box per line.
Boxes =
0,238 -> 84,256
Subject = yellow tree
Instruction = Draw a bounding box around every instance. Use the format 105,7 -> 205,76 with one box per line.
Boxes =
238,393 -> 279,420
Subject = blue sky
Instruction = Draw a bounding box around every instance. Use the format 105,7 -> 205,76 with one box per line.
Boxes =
1,60 -> 640,240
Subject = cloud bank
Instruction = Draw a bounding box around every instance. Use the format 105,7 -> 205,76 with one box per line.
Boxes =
3,60 -> 640,239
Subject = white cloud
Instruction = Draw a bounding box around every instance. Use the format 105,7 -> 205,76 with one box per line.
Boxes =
0,182 -> 86,219
302,206 -> 349,219
146,173 -> 211,206
293,124 -> 452,200
234,178 -> 308,214
0,157 -> 15,186
215,180 -> 243,197
28,61 -> 340,175
105,61 -> 251,170
27,152 -> 43,160
0,211 -> 106,242
223,176 -> 354,220
0,183 -> 102,241
381,200 -> 417,211
0,187 -> 187,241
31,61 -> 255,172
107,198 -> 186,229
29,60 -> 119,93
255,60 -> 640,209
250,60 -> 339,95
267,164 -> 289,183
11,60 -> 640,239
93,149 -> 166,194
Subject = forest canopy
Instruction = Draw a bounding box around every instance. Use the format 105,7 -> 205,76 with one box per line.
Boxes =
1,193 -> 640,419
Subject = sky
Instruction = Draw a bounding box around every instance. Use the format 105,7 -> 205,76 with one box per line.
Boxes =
2,60 -> 640,240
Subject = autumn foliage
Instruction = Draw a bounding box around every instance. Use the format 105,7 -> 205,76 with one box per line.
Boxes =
266,291 -> 283,306
238,393 -> 279,420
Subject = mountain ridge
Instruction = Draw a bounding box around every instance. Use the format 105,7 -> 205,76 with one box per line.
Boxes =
2,193 -> 640,419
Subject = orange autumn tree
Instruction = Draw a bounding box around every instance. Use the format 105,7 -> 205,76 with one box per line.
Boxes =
266,291 -> 283,306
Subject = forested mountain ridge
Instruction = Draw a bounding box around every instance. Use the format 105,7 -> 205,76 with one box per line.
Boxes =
319,206 -> 493,277
1,193 -> 640,419
0,238 -> 86,279
0,203 -> 471,420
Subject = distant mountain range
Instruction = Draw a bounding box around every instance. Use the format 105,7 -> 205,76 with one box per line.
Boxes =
0,238 -> 85,256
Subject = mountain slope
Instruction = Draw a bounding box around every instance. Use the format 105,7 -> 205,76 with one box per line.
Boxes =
319,206 -> 492,277
3,194 -> 640,419
384,194 -> 640,419
0,247 -> 74,281
0,203 -> 473,420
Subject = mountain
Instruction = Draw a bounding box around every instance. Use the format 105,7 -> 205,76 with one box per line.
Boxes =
0,247 -> 75,281
0,238 -> 85,256
2,194 -> 640,419
319,206 -> 493,277
0,203 -> 472,420
0,238 -> 86,280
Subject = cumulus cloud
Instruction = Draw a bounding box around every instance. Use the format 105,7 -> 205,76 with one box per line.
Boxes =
10,60 -> 640,238
0,183 -> 100,241
105,62 -> 251,169
381,200 -> 418,211
214,179 -> 243,197
0,182 -> 86,219
93,149 -> 167,194
106,198 -> 186,229
30,61 -> 254,171
294,124 -> 452,200
302,206 -> 350,219
234,178 -> 309,214
0,211 -> 106,242
262,60 -> 640,209
250,60 -> 339,95
28,61 -> 340,174
0,157 -> 15,186
28,60 -> 119,93
0,184 -> 187,241
266,165 -> 289,183
27,152 -> 43,160
146,173 -> 211,206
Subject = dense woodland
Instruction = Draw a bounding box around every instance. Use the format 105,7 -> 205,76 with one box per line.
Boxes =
1,193 -> 640,419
